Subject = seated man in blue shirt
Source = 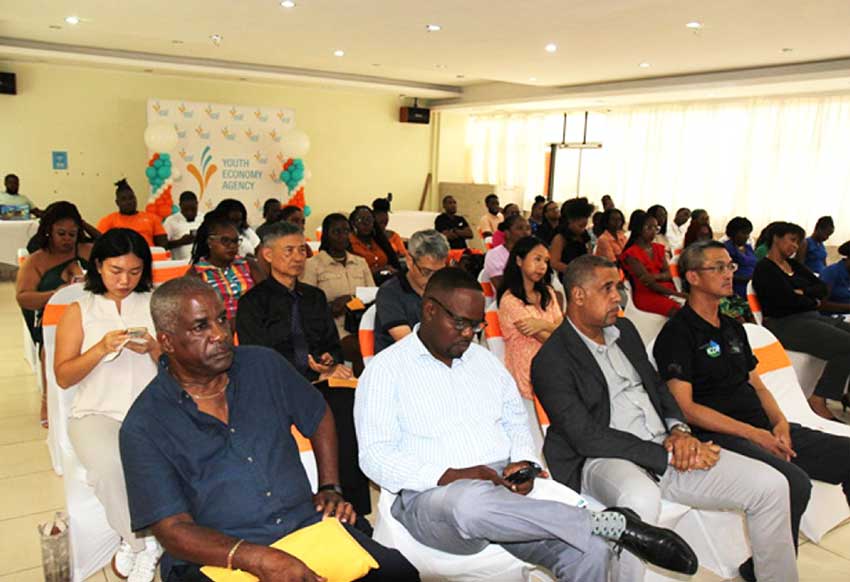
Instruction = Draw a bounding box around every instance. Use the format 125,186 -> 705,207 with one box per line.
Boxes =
119,277 -> 418,582
354,267 -> 698,582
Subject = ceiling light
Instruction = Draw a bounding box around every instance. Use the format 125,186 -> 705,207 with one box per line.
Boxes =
64,16 -> 80,25
639,62 -> 651,68
529,77 -> 537,82
685,21 -> 703,29
171,39 -> 184,45
333,49 -> 345,57
210,34 -> 223,46
281,0 -> 296,7
545,43 -> 557,53
49,25 -> 62,30
425,24 -> 442,32
781,47 -> 794,53
435,64 -> 447,69
456,74 -> 465,79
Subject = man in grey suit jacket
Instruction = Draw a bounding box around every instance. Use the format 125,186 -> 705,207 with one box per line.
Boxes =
532,255 -> 797,582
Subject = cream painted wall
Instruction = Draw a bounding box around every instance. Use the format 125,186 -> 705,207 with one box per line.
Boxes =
0,61 -> 432,232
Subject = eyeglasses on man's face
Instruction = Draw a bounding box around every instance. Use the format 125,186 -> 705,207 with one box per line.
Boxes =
428,296 -> 487,333
695,261 -> 739,274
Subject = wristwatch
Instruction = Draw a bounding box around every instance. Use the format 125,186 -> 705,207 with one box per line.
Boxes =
317,483 -> 344,496
671,423 -> 692,435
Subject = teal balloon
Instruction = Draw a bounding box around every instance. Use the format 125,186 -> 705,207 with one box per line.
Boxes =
157,166 -> 170,179
153,158 -> 163,168
279,171 -> 286,182
145,167 -> 157,179
303,205 -> 312,217
282,171 -> 291,181
163,159 -> 171,167
160,153 -> 170,160
172,204 -> 179,214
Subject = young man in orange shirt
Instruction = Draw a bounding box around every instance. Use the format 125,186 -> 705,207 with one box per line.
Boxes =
97,179 -> 168,247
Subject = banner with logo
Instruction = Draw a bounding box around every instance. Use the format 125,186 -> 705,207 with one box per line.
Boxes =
145,98 -> 308,225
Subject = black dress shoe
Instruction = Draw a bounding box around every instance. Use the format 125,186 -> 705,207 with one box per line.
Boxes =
606,507 -> 699,575
739,557 -> 756,582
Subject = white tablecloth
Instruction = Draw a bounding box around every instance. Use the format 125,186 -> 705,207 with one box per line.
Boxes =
386,210 -> 440,239
0,219 -> 38,265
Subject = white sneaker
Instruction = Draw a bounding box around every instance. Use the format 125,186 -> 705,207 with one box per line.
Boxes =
111,541 -> 136,579
128,537 -> 163,582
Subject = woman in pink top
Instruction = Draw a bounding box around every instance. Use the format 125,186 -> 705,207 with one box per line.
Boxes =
594,208 -> 627,263
497,236 -> 563,399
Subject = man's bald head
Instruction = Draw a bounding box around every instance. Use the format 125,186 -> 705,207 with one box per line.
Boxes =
150,276 -> 219,333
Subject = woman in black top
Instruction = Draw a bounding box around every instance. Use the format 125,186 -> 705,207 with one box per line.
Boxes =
752,221 -> 850,420
549,197 -> 594,281
537,201 -> 560,246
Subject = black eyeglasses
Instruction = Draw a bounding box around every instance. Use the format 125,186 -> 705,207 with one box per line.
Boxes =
208,235 -> 243,247
694,262 -> 739,274
428,296 -> 487,333
413,258 -> 445,279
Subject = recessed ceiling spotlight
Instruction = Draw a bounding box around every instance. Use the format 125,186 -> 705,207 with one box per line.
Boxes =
685,21 -> 703,29
281,0 -> 296,7
333,49 -> 345,57
639,62 -> 651,68
425,24 -> 442,32
171,39 -> 184,44
372,63 -> 381,67
781,47 -> 794,53
545,43 -> 557,53
456,74 -> 465,79
529,77 -> 537,82
144,69 -> 154,73
210,34 -> 223,46
64,16 -> 80,25
435,64 -> 447,69
48,24 -> 62,30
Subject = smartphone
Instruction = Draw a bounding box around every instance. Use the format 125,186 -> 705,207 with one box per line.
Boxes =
506,465 -> 541,485
126,327 -> 147,338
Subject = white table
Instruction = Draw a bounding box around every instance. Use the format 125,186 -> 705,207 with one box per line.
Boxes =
0,219 -> 38,265
386,210 -> 440,239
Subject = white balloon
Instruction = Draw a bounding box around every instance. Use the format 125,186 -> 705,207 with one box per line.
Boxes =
144,123 -> 179,153
280,128 -> 310,158
171,168 -> 182,181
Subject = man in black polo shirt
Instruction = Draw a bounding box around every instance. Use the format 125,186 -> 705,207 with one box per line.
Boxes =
236,221 -> 370,514
120,277 -> 418,582
374,229 -> 448,353
654,240 -> 850,573
434,195 -> 473,250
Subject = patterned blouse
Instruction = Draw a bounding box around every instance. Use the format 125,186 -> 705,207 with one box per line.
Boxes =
192,257 -> 255,320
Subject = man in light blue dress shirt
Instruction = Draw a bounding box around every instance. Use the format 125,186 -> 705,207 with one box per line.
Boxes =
355,267 -> 698,581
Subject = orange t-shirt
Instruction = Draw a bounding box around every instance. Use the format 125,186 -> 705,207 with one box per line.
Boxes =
97,212 -> 166,245
349,234 -> 390,272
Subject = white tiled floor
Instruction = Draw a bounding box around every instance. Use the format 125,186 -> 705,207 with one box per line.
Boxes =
1,280 -> 849,581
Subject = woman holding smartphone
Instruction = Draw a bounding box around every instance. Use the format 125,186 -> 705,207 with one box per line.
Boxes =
54,228 -> 162,582
16,201 -> 96,427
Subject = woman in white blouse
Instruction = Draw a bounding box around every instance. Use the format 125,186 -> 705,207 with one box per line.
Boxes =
54,228 -> 162,582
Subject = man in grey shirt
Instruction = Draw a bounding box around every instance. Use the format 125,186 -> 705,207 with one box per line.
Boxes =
374,229 -> 449,353
532,255 -> 797,582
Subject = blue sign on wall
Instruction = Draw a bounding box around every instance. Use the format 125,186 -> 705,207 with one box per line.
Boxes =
52,151 -> 68,170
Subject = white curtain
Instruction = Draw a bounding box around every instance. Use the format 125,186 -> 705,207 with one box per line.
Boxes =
465,95 -> 850,240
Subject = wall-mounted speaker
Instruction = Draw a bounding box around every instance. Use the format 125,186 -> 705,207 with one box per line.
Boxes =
0,73 -> 16,95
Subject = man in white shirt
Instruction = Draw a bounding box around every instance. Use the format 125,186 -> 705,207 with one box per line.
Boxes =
667,207 -> 690,252
354,267 -> 698,581
1,173 -> 41,217
163,190 -> 203,260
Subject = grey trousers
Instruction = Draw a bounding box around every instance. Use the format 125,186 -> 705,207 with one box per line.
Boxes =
68,414 -> 145,551
582,449 -> 797,582
764,311 -> 850,400
391,465 -> 611,582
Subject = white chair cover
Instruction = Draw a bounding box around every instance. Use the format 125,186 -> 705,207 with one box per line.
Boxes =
744,323 -> 850,542
43,283 -> 120,581
358,305 -> 377,367
622,280 -> 668,346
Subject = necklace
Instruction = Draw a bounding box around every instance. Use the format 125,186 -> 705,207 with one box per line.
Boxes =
186,380 -> 229,400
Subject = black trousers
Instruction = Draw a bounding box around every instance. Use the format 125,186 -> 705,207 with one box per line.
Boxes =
698,423 -> 850,549
763,312 -> 850,400
315,380 -> 372,516
166,520 -> 419,581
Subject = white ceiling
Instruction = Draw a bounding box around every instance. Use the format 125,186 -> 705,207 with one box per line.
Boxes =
1,0 -> 849,101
